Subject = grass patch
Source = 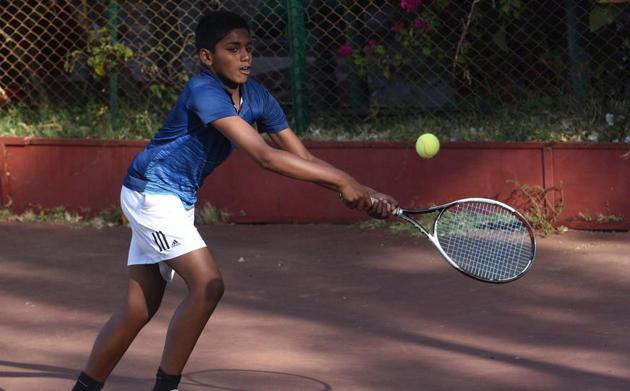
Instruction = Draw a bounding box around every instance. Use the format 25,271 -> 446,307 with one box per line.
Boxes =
1,95 -> 627,142
0,205 -> 126,228
0,103 -> 160,140
0,202 -> 237,229
304,95 -> 629,143
0,202 -> 234,228
195,202 -> 232,225
353,213 -> 431,237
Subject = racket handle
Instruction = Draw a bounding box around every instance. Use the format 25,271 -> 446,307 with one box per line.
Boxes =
338,193 -> 401,216
371,197 -> 402,216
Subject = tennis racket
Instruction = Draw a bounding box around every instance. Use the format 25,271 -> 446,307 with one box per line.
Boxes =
359,196 -> 536,283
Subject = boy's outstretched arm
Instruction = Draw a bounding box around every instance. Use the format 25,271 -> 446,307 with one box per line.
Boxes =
213,116 -> 375,211
267,127 -> 399,211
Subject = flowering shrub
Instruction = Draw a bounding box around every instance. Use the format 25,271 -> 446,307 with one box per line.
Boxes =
337,0 -> 446,86
400,0 -> 423,13
335,0 -> 528,95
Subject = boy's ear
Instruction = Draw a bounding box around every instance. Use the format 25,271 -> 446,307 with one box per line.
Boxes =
199,48 -> 213,67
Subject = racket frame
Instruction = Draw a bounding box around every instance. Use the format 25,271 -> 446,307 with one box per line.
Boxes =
392,198 -> 536,283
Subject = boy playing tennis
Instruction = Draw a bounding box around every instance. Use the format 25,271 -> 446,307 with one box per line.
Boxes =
72,10 -> 397,391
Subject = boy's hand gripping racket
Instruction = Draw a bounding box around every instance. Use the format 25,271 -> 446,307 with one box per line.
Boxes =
351,195 -> 536,283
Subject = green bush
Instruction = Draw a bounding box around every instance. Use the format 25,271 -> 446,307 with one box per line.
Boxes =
1,93 -> 627,142
304,94 -> 629,142
0,103 -> 160,140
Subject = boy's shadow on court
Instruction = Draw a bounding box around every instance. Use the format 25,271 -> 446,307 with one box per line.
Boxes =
182,369 -> 332,390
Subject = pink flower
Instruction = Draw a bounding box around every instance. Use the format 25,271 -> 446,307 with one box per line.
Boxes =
390,22 -> 403,33
414,19 -> 427,30
400,0 -> 422,12
365,39 -> 378,50
337,43 -> 353,57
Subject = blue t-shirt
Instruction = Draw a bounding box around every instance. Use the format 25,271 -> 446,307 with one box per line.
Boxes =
124,69 -> 289,209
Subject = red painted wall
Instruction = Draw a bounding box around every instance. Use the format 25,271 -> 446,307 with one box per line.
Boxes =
0,137 -> 627,229
0,138 -> 143,214
550,144 -> 629,230
199,142 -> 546,223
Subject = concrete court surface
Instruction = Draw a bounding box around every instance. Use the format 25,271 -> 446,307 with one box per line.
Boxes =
1,222 -> 629,391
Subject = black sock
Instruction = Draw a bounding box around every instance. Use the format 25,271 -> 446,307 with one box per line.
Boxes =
72,371 -> 104,391
152,367 -> 182,391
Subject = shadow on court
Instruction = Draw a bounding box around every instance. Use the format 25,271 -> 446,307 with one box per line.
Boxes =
1,223 -> 629,391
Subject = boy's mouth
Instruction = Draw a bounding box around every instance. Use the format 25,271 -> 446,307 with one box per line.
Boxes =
239,66 -> 251,76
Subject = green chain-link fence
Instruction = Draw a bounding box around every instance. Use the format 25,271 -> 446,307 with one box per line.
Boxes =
1,1 -> 628,141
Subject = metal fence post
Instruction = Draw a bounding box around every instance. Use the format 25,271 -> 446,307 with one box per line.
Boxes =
565,0 -> 591,101
286,0 -> 308,133
346,1 -> 368,116
109,0 -> 119,133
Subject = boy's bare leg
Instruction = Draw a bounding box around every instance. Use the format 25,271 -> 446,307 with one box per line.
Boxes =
82,264 -> 166,381
159,247 -> 224,374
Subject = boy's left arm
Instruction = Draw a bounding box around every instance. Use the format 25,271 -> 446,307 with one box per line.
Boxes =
266,127 -> 322,163
267,128 -> 398,212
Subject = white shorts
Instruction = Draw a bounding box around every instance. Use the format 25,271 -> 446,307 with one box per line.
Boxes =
120,186 -> 207,281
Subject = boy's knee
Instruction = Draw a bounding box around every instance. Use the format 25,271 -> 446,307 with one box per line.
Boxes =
204,277 -> 225,303
191,277 -> 224,307
123,305 -> 153,327
123,301 -> 157,326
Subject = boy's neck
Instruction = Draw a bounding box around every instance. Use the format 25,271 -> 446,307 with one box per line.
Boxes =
202,66 -> 241,92
202,67 -> 241,108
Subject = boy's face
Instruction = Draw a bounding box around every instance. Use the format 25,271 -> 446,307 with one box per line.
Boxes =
200,28 -> 252,88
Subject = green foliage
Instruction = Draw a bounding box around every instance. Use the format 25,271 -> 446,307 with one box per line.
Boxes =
304,94 -> 629,142
0,205 -> 127,228
0,206 -> 83,225
589,3 -> 627,32
578,202 -> 625,225
506,179 -> 567,236
388,221 -> 422,236
145,71 -> 189,112
355,217 -> 420,237
64,27 -> 188,114
65,28 -> 134,78
354,207 -> 434,237
88,206 -> 127,228
135,42 -> 192,112
1,92 -> 627,142
0,103 -> 160,139
196,202 -> 232,225
0,203 -> 234,228
0,208 -> 15,219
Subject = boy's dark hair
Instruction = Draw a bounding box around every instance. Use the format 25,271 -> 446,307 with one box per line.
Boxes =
195,11 -> 250,52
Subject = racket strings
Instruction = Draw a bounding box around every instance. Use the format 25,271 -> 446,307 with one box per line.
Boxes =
436,202 -> 533,282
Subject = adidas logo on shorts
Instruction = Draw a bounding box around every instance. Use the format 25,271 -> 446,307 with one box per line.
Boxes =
152,231 -> 181,252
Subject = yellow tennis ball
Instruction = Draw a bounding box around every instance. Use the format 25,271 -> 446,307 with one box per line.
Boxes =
415,133 -> 440,159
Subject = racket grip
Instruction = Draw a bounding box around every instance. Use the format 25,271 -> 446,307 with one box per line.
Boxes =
338,193 -> 401,216
373,197 -> 402,216
338,192 -> 376,205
